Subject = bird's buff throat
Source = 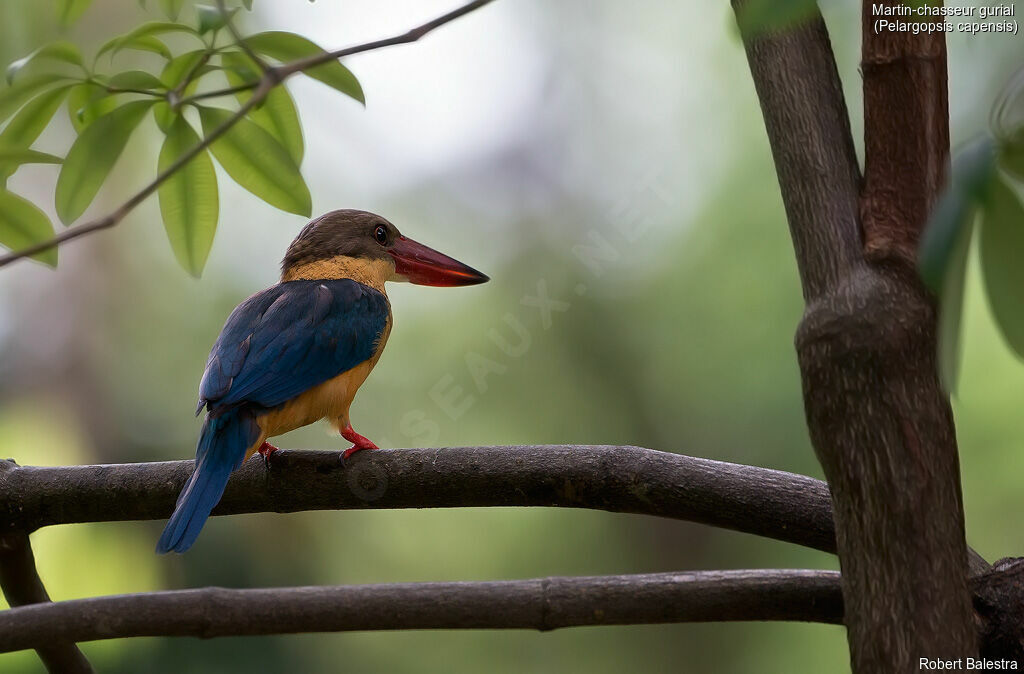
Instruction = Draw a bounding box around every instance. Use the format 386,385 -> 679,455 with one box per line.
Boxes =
282,256 -> 394,293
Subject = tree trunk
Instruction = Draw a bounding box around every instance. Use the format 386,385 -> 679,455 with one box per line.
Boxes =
734,1 -> 977,670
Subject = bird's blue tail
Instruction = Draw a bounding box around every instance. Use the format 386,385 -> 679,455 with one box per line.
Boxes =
156,408 -> 260,554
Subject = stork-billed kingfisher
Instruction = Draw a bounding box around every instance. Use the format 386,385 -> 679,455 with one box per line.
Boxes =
156,209 -> 488,553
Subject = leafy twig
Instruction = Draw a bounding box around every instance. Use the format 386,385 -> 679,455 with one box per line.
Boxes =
215,0 -> 270,75
0,0 -> 495,269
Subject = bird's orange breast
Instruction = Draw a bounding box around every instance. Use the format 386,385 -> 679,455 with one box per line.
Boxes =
244,315 -> 392,459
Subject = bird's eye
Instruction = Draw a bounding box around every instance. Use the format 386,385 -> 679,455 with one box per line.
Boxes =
373,225 -> 388,245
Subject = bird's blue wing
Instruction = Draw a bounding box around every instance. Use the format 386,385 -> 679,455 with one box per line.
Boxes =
197,279 -> 389,412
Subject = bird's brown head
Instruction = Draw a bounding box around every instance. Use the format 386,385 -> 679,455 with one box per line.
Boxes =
281,209 -> 489,289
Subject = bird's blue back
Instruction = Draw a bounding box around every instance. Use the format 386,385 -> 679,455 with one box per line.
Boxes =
157,279 -> 389,553
198,279 -> 389,412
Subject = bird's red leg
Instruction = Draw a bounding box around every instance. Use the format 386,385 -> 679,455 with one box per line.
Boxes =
258,441 -> 280,469
341,424 -> 378,460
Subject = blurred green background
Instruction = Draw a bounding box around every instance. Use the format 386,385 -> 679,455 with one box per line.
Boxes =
0,1 -> 1021,672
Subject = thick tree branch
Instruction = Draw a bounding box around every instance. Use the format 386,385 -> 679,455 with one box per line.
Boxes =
0,445 -> 834,549
732,3 -> 863,301
0,0 -> 496,269
0,446 -> 990,575
0,569 -> 844,653
0,531 -> 93,673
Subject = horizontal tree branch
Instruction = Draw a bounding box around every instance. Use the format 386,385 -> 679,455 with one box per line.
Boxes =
0,445 -> 834,547
0,532 -> 92,672
0,0 -> 496,269
0,445 -> 989,574
0,569 -> 844,653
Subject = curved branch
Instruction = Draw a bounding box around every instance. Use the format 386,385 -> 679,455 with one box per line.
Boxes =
0,445 -> 835,550
0,0 -> 496,269
0,569 -> 844,653
0,532 -> 92,672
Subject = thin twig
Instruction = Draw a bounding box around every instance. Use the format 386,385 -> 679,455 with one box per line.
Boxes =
0,531 -> 93,672
102,86 -> 165,97
0,569 -> 845,653
215,0 -> 270,74
179,80 -> 259,104
169,51 -> 213,104
275,0 -> 497,79
0,0 -> 495,269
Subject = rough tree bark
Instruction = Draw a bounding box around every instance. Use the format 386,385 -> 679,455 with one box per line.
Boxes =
733,1 -> 976,670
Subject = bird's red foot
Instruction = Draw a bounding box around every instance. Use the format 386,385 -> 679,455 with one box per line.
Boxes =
341,424 -> 378,460
258,441 -> 280,469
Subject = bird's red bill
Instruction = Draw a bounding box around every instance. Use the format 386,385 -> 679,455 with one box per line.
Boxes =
387,236 -> 489,287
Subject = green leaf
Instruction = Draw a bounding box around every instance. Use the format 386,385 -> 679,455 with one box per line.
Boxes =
7,42 -> 84,84
0,87 -> 69,181
0,87 -> 69,147
221,52 -> 303,165
66,82 -> 118,132
0,148 -> 63,165
1000,127 -> 1024,183
56,0 -> 93,27
919,137 -> 998,292
198,105 -> 311,216
245,31 -> 364,104
242,0 -> 253,9
736,0 -> 818,35
980,177 -> 1024,359
108,70 -> 166,91
110,35 -> 172,61
918,136 -> 998,392
158,116 -> 218,276
0,190 -> 57,266
96,22 -> 198,62
160,49 -> 210,90
0,73 -> 72,124
153,101 -> 176,134
158,0 -> 185,21
55,100 -> 154,224
931,190 -> 975,394
196,4 -> 238,34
